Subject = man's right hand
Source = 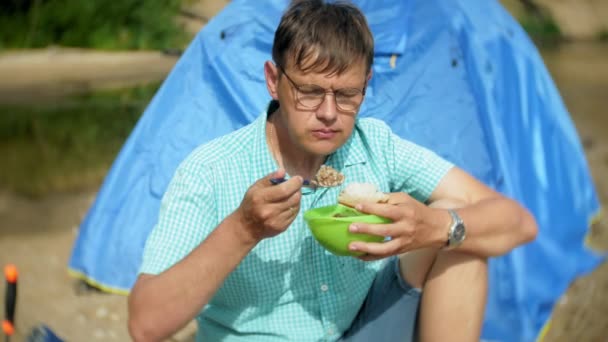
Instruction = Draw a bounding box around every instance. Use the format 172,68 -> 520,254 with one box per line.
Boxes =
235,168 -> 303,242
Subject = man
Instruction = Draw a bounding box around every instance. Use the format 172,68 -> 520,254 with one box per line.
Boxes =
128,1 -> 538,341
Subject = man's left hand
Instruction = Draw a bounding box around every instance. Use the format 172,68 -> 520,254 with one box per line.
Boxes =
347,192 -> 449,261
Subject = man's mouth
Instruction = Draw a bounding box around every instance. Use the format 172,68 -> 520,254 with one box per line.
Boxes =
312,129 -> 337,139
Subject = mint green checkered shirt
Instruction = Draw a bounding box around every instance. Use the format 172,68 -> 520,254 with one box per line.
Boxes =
140,108 -> 453,342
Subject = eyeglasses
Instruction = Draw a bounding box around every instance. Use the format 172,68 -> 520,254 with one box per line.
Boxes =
278,66 -> 366,114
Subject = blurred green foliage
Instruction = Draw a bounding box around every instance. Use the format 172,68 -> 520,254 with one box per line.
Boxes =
520,14 -> 561,41
500,0 -> 562,42
0,0 -> 189,50
0,83 -> 160,196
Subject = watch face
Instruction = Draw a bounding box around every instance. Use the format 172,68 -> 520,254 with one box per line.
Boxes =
453,224 -> 466,242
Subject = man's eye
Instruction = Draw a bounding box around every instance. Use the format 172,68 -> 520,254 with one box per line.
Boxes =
336,89 -> 361,98
299,86 -> 325,96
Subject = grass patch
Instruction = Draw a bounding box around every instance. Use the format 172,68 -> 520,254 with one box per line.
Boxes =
501,0 -> 562,43
520,13 -> 562,42
0,1 -> 189,50
0,83 -> 159,197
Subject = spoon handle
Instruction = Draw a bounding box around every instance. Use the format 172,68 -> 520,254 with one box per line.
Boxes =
270,178 -> 311,186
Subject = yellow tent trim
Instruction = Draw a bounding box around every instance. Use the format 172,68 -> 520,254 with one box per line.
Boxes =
539,208 -> 604,341
67,268 -> 130,296
536,317 -> 552,342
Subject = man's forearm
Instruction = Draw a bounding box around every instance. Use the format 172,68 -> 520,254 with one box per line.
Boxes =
128,212 -> 259,341
442,197 -> 538,257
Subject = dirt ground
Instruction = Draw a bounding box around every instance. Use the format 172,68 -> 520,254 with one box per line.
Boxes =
1,2 -> 608,342
538,43 -> 608,342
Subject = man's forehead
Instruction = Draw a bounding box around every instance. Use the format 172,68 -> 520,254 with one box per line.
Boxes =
285,56 -> 368,79
283,45 -> 366,70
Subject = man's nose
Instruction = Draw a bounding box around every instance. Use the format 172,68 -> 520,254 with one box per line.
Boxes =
316,93 -> 338,121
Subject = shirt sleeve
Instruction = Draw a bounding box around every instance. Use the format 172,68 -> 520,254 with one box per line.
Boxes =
388,131 -> 454,203
139,164 -> 218,275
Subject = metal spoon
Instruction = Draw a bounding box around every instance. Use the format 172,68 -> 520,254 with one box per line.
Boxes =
270,177 -> 319,188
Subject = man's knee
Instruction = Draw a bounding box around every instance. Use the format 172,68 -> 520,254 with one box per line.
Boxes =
398,198 -> 470,289
416,199 -> 488,342
428,198 -> 488,284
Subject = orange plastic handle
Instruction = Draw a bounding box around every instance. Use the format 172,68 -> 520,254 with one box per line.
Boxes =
4,264 -> 18,283
2,320 -> 14,336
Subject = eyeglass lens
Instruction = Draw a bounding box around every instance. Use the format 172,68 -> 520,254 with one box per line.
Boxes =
280,67 -> 364,113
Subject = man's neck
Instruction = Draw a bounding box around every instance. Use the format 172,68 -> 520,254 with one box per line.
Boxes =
267,112 -> 326,180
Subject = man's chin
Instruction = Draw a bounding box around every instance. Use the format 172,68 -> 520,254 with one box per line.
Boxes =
307,142 -> 341,156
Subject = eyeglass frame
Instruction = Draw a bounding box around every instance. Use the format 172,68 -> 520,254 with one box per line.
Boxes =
277,65 -> 368,114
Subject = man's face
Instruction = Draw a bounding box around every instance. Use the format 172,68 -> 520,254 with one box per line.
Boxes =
265,60 -> 369,157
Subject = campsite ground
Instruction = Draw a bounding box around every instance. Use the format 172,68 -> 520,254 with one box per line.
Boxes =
1,2 -> 608,341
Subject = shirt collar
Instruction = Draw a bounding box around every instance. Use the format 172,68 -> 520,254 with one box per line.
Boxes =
326,121 -> 368,170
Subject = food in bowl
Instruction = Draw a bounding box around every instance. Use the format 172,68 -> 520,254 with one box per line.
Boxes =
304,204 -> 390,256
338,182 -> 389,208
304,183 -> 391,256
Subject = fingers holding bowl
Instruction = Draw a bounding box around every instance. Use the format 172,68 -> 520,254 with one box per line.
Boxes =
349,238 -> 406,260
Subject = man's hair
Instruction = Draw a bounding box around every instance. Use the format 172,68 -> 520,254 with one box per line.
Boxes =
272,0 -> 374,75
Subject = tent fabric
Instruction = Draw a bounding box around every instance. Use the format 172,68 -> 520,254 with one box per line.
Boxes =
68,0 -> 604,341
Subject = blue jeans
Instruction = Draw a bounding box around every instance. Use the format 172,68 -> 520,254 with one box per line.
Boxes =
340,257 -> 421,342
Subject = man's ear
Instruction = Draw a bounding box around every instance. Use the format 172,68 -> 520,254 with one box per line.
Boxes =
366,69 -> 373,82
264,61 -> 280,100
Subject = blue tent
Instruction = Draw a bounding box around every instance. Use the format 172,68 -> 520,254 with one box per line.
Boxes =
68,1 -> 604,340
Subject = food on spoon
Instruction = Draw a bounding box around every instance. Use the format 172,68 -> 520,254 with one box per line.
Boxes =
337,182 -> 389,208
312,165 -> 345,187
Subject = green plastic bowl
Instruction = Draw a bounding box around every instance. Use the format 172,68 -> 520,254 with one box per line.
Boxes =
303,204 -> 391,257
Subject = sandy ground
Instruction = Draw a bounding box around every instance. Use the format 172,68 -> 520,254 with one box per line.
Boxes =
538,43 -> 608,342
1,2 -> 607,342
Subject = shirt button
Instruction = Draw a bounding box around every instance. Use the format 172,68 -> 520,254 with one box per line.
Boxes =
320,284 -> 329,292
327,328 -> 334,335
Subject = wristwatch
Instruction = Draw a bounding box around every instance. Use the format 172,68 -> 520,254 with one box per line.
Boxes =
444,209 -> 466,250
